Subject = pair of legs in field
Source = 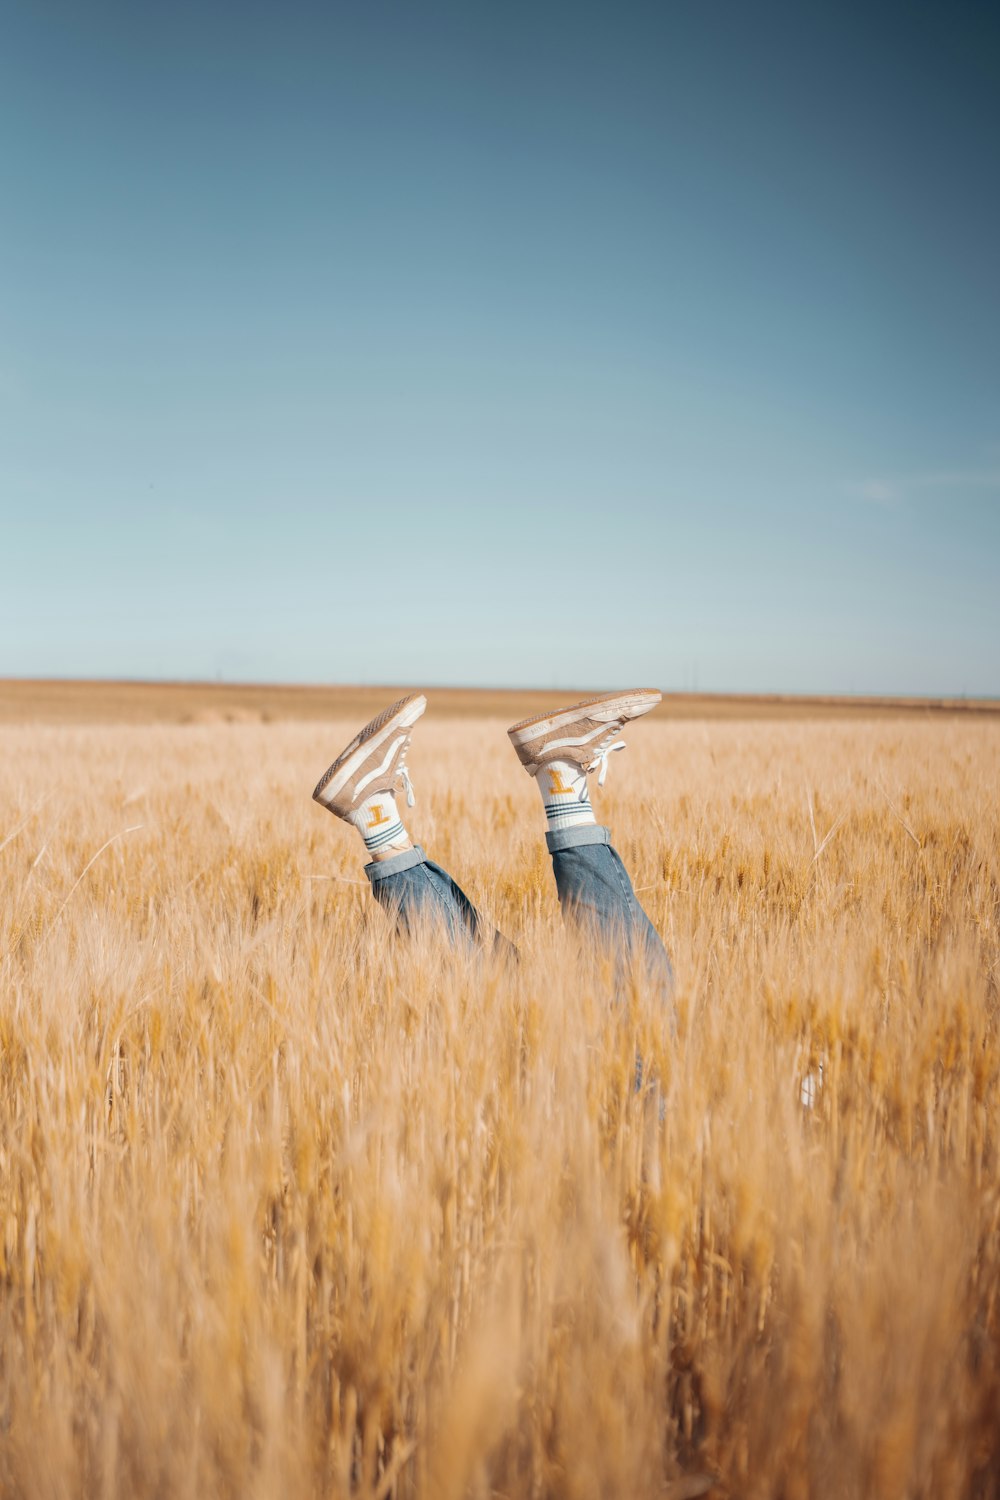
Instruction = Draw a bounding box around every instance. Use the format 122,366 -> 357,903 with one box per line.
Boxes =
313,689 -> 672,987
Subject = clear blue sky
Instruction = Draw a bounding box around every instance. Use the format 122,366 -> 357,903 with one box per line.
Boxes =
2,0 -> 998,695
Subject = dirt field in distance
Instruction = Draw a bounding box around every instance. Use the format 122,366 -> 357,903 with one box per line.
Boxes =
1,677 -> 997,725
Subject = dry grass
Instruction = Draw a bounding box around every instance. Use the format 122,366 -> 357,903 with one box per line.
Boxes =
1,704 -> 998,1498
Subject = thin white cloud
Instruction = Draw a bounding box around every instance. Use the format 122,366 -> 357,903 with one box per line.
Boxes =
910,469 -> 1000,490
847,479 -> 900,506
848,466 -> 1000,506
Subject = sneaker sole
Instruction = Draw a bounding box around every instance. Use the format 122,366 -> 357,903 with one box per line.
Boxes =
508,688 -> 661,745
313,693 -> 427,807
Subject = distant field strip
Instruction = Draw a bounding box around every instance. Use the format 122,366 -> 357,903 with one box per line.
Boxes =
2,677 -> 998,725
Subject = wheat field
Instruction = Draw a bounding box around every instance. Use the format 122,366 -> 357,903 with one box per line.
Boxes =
1,693 -> 998,1498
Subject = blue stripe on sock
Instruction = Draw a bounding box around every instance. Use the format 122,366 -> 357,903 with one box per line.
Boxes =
366,821 -> 404,843
363,820 -> 405,850
545,800 -> 591,818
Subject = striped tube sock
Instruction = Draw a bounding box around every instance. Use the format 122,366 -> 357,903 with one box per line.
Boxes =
346,790 -> 412,856
538,761 -> 596,831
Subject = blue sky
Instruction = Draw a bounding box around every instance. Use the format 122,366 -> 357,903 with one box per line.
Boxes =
2,0 -> 998,695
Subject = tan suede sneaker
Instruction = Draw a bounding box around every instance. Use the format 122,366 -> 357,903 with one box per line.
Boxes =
507,689 -> 662,783
312,693 -> 427,818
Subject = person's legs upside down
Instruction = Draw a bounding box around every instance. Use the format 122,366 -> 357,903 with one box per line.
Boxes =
507,690 -> 673,995
311,689 -> 671,992
312,694 -> 514,957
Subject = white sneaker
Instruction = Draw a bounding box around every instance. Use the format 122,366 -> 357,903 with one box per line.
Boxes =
312,694 -> 427,818
507,689 -> 662,784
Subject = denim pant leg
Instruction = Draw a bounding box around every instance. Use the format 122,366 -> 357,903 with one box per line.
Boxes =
365,845 -> 516,958
546,825 -> 673,990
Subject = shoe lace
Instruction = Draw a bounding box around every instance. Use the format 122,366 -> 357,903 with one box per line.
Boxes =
586,733 -> 627,788
397,740 -> 417,807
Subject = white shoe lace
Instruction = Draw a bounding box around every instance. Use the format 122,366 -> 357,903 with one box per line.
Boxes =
398,747 -> 416,807
586,735 -> 626,788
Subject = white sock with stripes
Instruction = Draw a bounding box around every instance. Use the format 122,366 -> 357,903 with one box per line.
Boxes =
346,790 -> 412,857
537,761 -> 596,831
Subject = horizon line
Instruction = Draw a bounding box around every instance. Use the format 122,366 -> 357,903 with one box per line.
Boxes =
2,675 -> 998,711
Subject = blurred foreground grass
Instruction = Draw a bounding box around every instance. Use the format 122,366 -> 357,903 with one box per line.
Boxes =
1,708 -> 998,1498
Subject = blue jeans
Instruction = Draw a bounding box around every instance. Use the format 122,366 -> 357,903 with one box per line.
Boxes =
365,824 -> 672,987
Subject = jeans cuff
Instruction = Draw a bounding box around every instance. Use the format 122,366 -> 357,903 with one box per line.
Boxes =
545,824 -> 612,854
365,844 -> 428,885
